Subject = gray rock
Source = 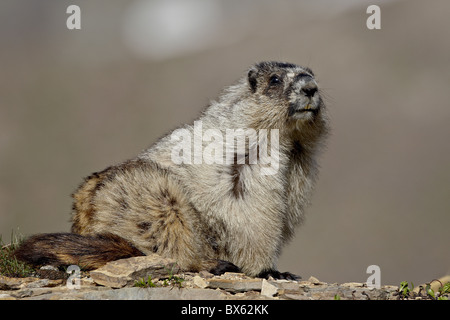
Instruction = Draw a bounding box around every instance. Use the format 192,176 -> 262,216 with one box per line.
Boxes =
261,279 -> 278,297
40,265 -> 58,271
0,275 -> 62,290
0,270 -> 402,300
192,275 -> 208,288
81,287 -> 227,300
207,278 -> 262,293
0,293 -> 15,300
90,255 -> 177,288
271,279 -> 301,291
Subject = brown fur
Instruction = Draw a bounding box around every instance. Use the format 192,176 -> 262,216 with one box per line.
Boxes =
69,160 -> 219,272
14,233 -> 144,269
71,168 -> 110,234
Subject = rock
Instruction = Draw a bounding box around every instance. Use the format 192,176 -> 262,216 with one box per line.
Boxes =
81,287 -> 227,300
0,293 -> 16,300
0,275 -> 63,290
261,279 -> 278,297
40,265 -> 58,271
207,272 -> 262,293
21,279 -> 50,289
1,276 -> 35,290
282,293 -> 312,300
17,286 -> 111,300
0,276 -> 20,290
90,255 -> 177,288
198,271 -> 214,279
193,275 -> 208,288
79,276 -> 96,287
341,282 -> 365,287
207,278 -> 262,293
221,272 -> 248,279
0,269 -> 409,300
271,279 -> 300,291
307,276 -> 323,284
35,265 -> 68,280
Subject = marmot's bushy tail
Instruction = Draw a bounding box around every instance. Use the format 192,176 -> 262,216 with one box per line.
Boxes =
14,233 -> 144,270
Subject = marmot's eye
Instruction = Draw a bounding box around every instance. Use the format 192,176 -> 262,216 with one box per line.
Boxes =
269,75 -> 282,85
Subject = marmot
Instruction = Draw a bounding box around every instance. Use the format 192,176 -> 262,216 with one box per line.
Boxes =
15,61 -> 329,279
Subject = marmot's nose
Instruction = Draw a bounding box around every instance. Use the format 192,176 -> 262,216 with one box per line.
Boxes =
301,85 -> 317,98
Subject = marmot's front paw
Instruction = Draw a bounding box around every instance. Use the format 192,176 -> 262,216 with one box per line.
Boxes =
257,269 -> 301,280
209,260 -> 241,275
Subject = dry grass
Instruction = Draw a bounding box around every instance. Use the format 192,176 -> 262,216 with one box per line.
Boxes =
0,233 -> 35,278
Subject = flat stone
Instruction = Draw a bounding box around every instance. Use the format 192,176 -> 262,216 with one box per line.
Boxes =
192,275 -> 208,288
341,282 -> 365,287
261,279 -> 278,297
282,293 -> 312,300
271,280 -> 300,291
198,271 -> 214,279
90,255 -> 177,288
81,287 -> 227,300
0,276 -> 62,290
40,265 -> 58,271
308,276 -> 321,283
21,278 -> 64,289
20,286 -> 111,300
0,276 -> 35,290
221,272 -> 249,280
207,278 -> 262,293
279,282 -> 398,300
0,293 -> 16,300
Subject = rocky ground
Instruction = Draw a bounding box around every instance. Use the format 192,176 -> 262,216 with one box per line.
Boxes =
1,255 -> 448,300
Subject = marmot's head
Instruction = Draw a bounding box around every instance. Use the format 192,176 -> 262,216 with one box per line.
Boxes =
246,61 -> 325,130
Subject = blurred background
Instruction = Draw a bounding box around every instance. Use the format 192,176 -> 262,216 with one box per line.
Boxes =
1,0 -> 449,285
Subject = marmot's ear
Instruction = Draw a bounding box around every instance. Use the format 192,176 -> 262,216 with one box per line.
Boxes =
248,67 -> 258,93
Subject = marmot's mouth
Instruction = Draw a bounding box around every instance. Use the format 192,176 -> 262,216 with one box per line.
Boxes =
288,102 -> 320,117
294,106 -> 319,115
297,104 -> 315,112
298,107 -> 317,112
